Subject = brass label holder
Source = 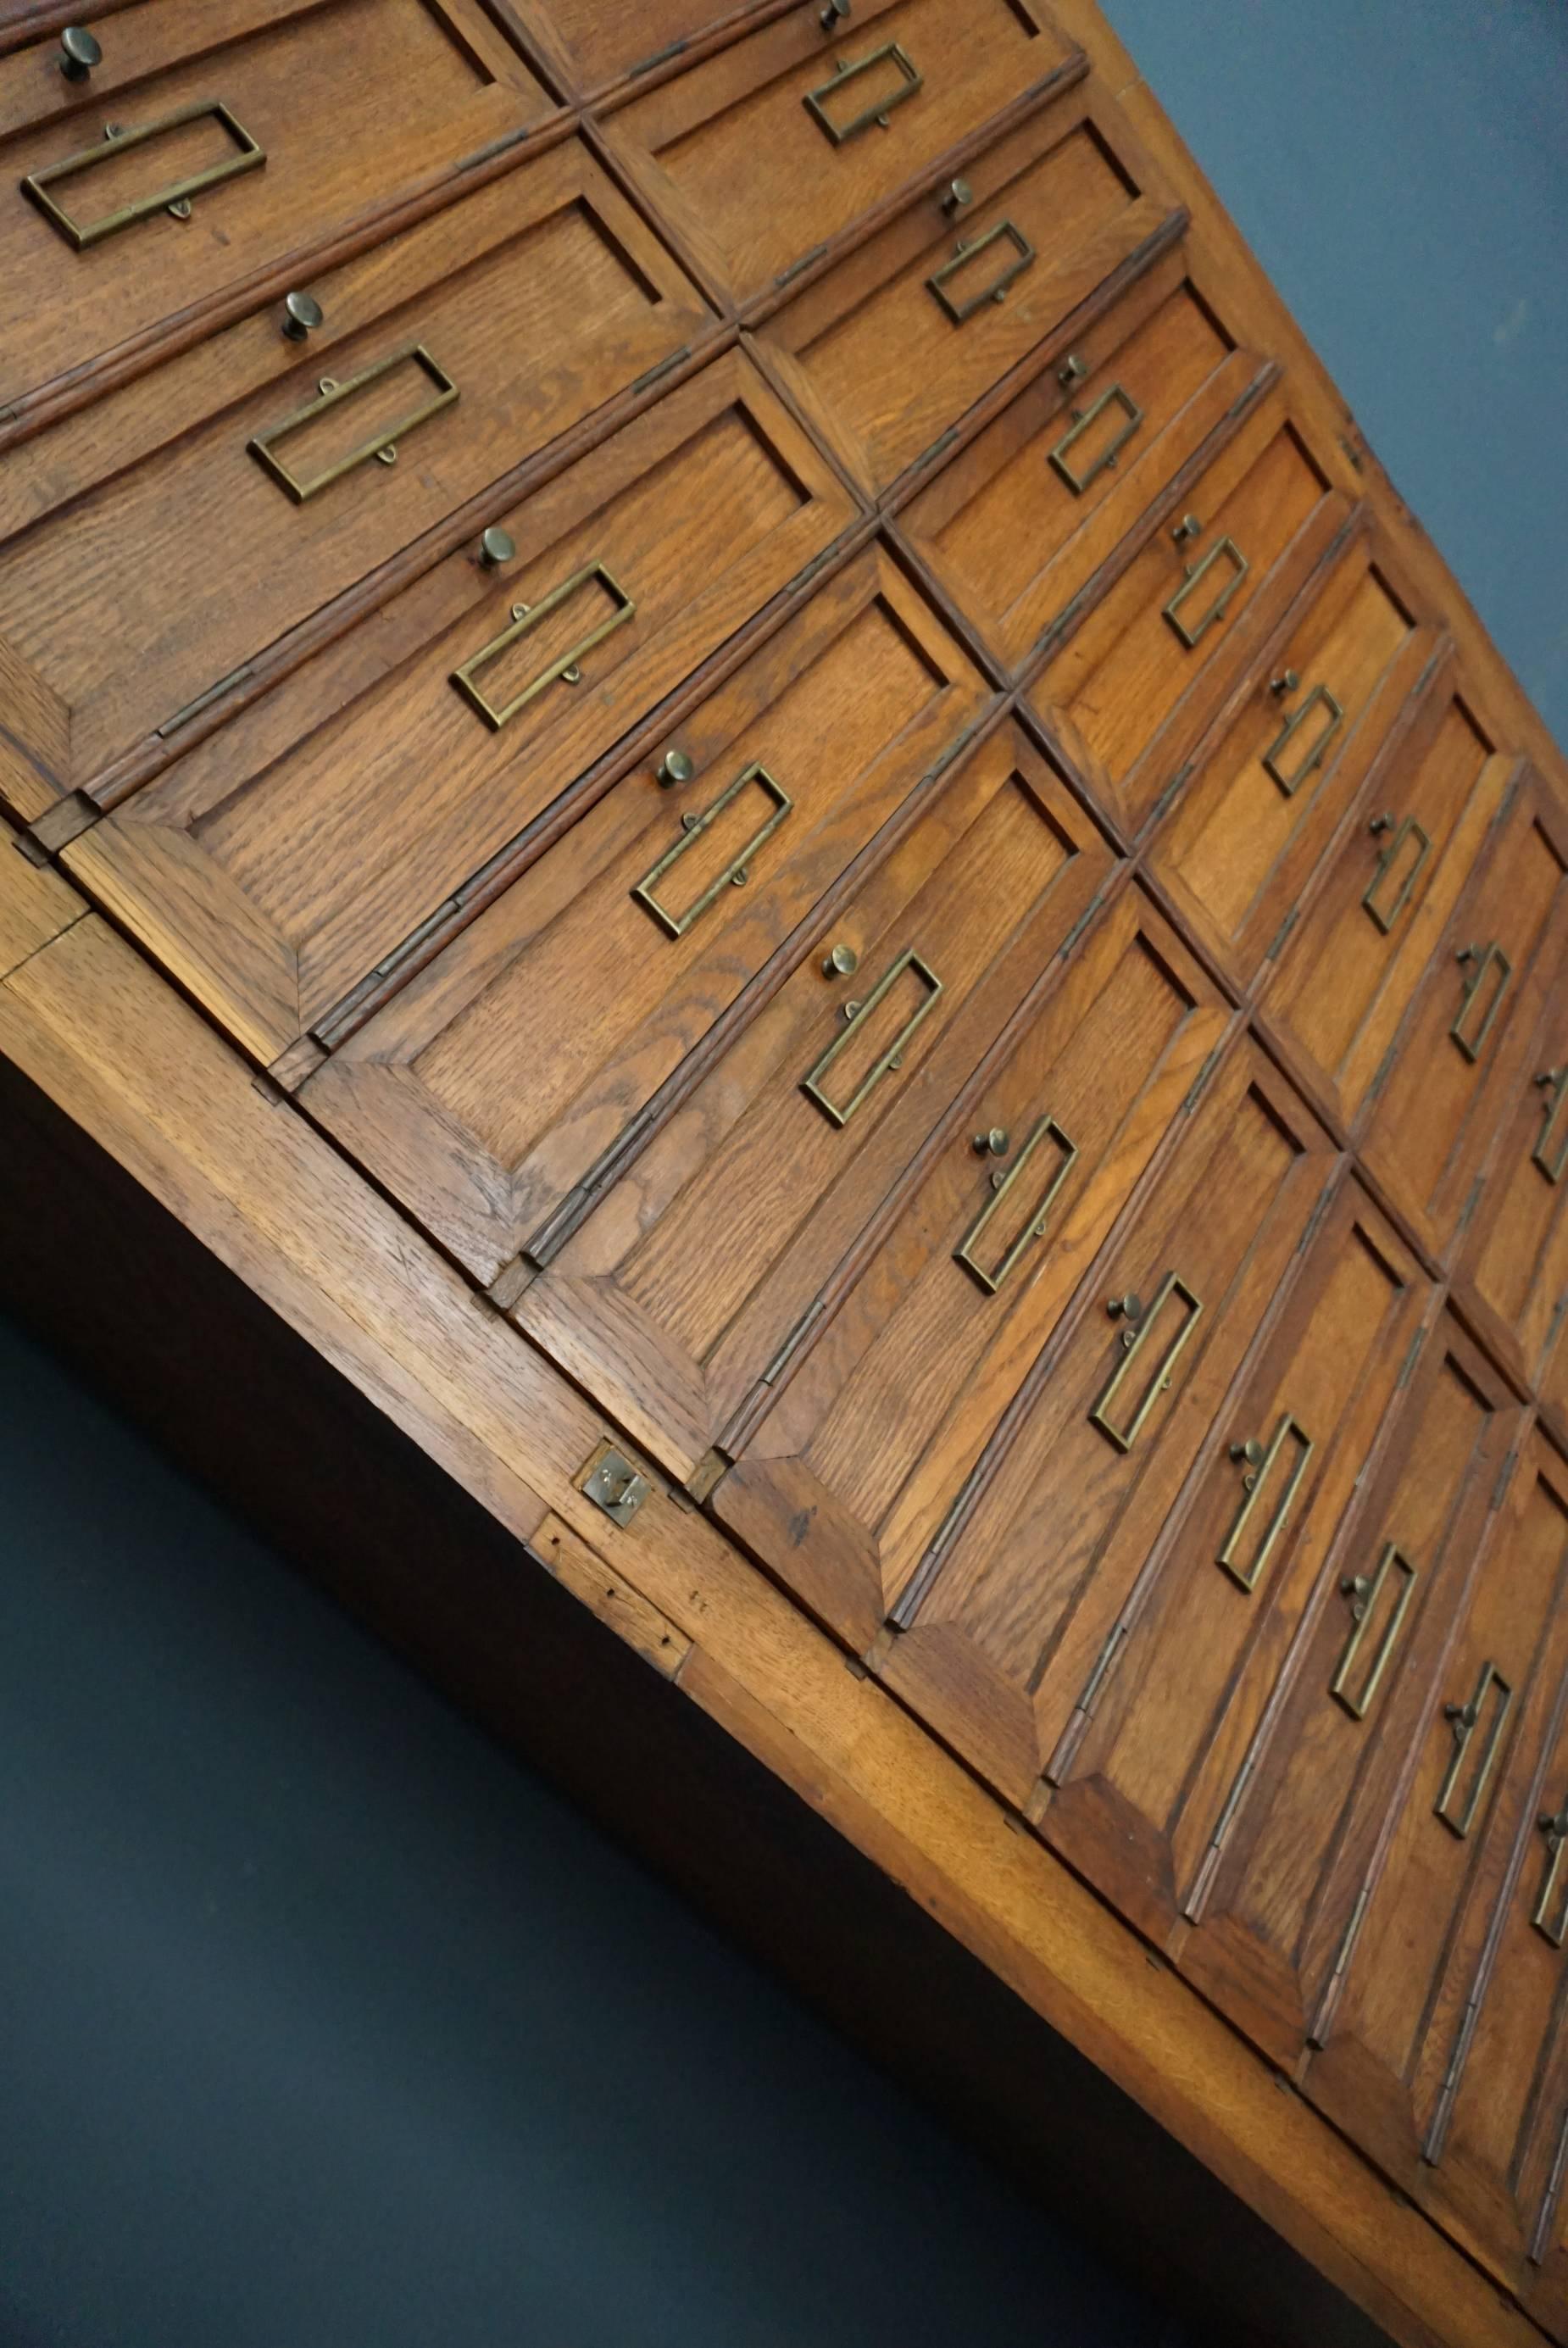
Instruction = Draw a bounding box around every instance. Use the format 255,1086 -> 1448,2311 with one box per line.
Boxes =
1535,1067 -> 1568,1184
248,344 -> 459,504
803,42 -> 922,143
1436,1659 -> 1513,1838
927,220 -> 1037,325
1451,939 -> 1512,1064
22,100 -> 265,250
1217,1410 -> 1314,1592
451,561 -> 637,732
1332,1540 -> 1418,1720
1089,1271 -> 1204,1455
954,1114 -> 1078,1296
1363,814 -> 1432,934
1164,536 -> 1250,649
1264,681 -> 1346,797
1048,382 -> 1145,498
631,763 -> 792,941
801,947 -> 942,1129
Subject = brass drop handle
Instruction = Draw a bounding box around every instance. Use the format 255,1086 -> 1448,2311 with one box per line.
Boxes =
820,0 -> 852,26
656,748 -> 694,788
59,25 -> 102,80
941,178 -> 972,218
972,1127 -> 1009,1158
1270,669 -> 1299,697
281,291 -> 324,342
479,526 -> 515,570
1172,512 -> 1204,545
822,943 -> 858,978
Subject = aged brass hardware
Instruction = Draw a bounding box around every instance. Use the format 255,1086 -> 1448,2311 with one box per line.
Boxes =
955,1116 -> 1077,1296
1172,513 -> 1203,543
1217,1412 -> 1314,1592
1263,681 -> 1345,797
479,527 -> 515,570
582,1449 -> 651,1527
1058,353 -> 1090,387
820,0 -> 852,27
1048,383 -> 1145,497
928,220 -> 1036,325
1436,1661 -> 1513,1838
1451,940 -> 1511,1063
1270,670 -> 1299,697
1363,812 -> 1432,934
822,943 -> 858,978
802,947 -> 942,1127
59,25 -> 101,80
248,344 -> 458,504
1535,1067 -> 1568,1183
1089,1271 -> 1203,1452
282,291 -> 324,342
973,1127 -> 1009,1158
631,764 -> 792,941
1332,1541 -> 1417,1720
803,42 -> 922,142
451,561 -> 636,732
1534,1801 -> 1568,1948
1164,536 -> 1250,649
23,99 -> 266,250
941,178 -> 972,217
656,748 -> 694,788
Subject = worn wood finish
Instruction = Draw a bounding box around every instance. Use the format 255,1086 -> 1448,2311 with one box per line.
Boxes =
501,0 -> 795,104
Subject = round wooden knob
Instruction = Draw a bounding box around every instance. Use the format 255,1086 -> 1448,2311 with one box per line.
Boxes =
657,749 -> 694,788
59,25 -> 102,80
282,291 -> 325,342
479,527 -> 515,570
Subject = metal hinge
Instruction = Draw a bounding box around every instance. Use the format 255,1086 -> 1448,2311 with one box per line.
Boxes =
1493,1447 -> 1519,1511
1184,1748 -> 1259,1919
455,125 -> 533,174
1294,1184 -> 1333,1259
1424,1994 -> 1482,2164
1308,1884 -> 1371,2047
1496,766 -> 1526,827
581,1448 -> 652,1527
1077,1622 -> 1130,1720
1396,1324 -> 1426,1389
629,345 -> 690,398
1365,1038 -> 1400,1104
629,36 -> 686,76
776,242 -> 828,289
156,664 -> 255,738
1265,903 -> 1299,962
1149,768 -> 1190,826
761,1297 -> 826,1387
784,538 -> 845,599
1058,893 -> 1103,961
325,896 -> 463,1033
915,426 -> 960,475
1456,1171 -> 1487,1235
1531,2106 -> 1568,2265
1182,1042 -> 1225,1114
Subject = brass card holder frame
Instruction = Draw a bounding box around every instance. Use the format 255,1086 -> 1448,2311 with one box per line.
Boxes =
954,1115 -> 1078,1297
1217,1410 -> 1314,1593
1164,537 -> 1250,649
1264,682 -> 1345,797
801,947 -> 942,1130
1451,939 -> 1512,1064
927,221 -> 1037,325
249,344 -> 459,505
451,561 -> 636,733
1332,1541 -> 1418,1720
1363,814 -> 1432,934
1535,1068 -> 1568,1185
22,101 -> 265,251
1088,1271 -> 1204,1455
1048,383 -> 1145,498
1436,1659 -> 1513,1839
631,764 -> 792,941
803,42 -> 922,143
1533,1800 -> 1568,1949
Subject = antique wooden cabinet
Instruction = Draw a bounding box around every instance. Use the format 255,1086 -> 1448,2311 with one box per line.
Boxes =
3,4 -> 1566,2343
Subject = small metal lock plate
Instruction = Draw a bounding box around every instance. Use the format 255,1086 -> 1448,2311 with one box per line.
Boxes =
582,1449 -> 652,1527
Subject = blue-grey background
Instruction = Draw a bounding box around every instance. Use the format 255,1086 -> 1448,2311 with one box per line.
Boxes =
3,8 -> 1565,2344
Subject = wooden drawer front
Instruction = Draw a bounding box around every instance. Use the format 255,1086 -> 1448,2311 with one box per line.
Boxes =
1148,531 -> 1441,992
514,725 -> 1112,1495
298,550 -> 991,1286
1263,688 -> 1509,1130
1176,1321 -> 1519,2073
0,138 -> 710,821
710,886 -> 1229,1651
1041,1182 -> 1426,1951
876,1041 -> 1335,1810
1023,392 -> 1346,838
65,354 -> 854,1067
602,0 -> 1079,309
898,243 -> 1270,675
1362,769 -> 1568,1260
0,0 -> 549,420
507,0 -> 781,100
1458,973 -> 1568,1395
753,88 -> 1179,500
1306,1438 -> 1568,2192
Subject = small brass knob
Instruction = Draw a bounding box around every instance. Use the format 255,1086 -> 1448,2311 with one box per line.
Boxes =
820,0 -> 852,26
1057,353 -> 1089,387
281,291 -> 325,342
656,749 -> 695,788
1456,942 -> 1482,965
1106,1294 -> 1143,1321
58,25 -> 102,80
1445,1698 -> 1480,1731
1340,1572 -> 1374,1621
973,1127 -> 1009,1158
479,526 -> 515,570
1270,669 -> 1299,697
941,178 -> 972,218
1368,811 -> 1396,835
1542,1809 -> 1568,1841
1537,1068 -> 1565,1089
1230,1438 -> 1265,1468
822,943 -> 858,977
1171,512 -> 1204,545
